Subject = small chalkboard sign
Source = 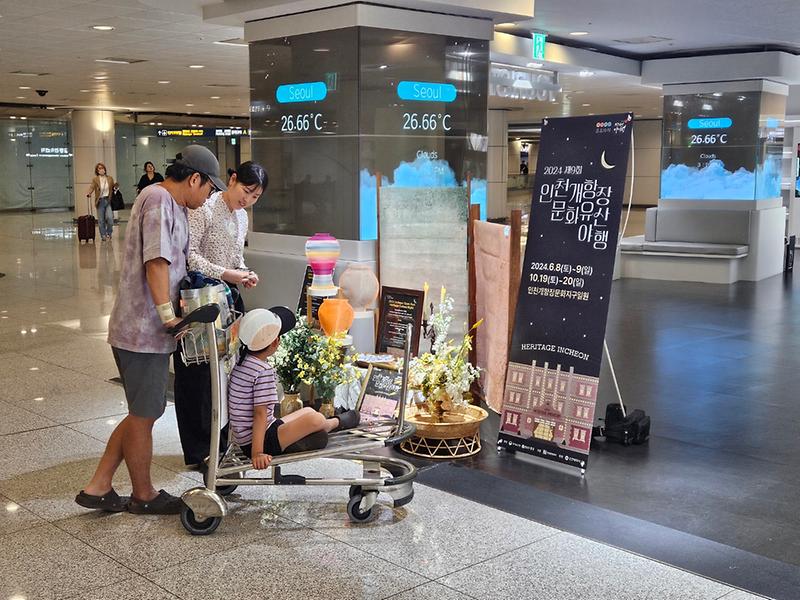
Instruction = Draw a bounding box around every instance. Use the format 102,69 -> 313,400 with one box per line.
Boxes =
376,286 -> 423,357
297,266 -> 330,319
356,365 -> 404,423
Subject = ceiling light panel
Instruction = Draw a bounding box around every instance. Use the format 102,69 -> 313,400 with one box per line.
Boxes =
95,57 -> 147,65
612,36 -> 673,45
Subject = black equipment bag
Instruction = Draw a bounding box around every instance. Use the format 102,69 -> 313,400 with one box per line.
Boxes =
110,188 -> 125,211
785,235 -> 795,273
594,403 -> 650,446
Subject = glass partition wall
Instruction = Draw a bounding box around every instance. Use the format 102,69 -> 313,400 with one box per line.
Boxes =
0,118 -> 72,211
114,122 -> 219,199
0,116 -> 243,212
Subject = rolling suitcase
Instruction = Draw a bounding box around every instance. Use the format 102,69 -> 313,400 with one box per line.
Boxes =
78,199 -> 96,244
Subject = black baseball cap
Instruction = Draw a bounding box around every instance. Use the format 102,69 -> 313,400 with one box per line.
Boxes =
269,306 -> 297,336
175,145 -> 227,191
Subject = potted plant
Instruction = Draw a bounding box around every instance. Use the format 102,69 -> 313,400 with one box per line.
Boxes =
271,315 -> 315,416
408,289 -> 482,420
297,331 -> 358,417
401,290 -> 487,459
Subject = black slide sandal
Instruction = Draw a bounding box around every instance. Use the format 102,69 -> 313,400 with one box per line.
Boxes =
75,488 -> 130,512
127,489 -> 184,515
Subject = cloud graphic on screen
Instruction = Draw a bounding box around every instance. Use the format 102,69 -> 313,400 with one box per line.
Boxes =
392,156 -> 457,187
661,157 -> 780,200
359,169 -> 389,241
360,155 -> 487,240
755,154 -> 781,199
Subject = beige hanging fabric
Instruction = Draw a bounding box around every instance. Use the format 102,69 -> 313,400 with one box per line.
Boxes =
474,220 -> 513,412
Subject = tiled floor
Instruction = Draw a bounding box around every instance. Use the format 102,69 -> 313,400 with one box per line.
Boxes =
0,212 -> 766,599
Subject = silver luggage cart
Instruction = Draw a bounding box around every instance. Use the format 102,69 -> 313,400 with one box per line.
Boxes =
172,305 -> 417,535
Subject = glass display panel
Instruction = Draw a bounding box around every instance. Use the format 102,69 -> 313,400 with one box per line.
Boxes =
250,28 -> 359,239
661,91 -> 785,201
248,26 -> 488,240
358,28 -> 488,239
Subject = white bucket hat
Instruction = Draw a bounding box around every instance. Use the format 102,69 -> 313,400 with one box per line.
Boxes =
239,307 -> 296,351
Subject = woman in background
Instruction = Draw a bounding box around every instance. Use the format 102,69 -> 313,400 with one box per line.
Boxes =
136,161 -> 164,195
85,162 -> 117,242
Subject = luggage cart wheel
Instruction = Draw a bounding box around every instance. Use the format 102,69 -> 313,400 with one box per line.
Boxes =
348,485 -> 362,499
203,470 -> 240,497
181,505 -> 222,535
346,494 -> 375,523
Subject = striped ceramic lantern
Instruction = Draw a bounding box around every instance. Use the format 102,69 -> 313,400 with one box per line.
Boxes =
305,232 -> 340,297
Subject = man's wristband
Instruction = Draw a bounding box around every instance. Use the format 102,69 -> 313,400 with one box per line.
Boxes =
156,302 -> 176,324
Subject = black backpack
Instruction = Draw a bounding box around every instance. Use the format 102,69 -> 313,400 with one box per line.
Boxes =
593,403 -> 650,446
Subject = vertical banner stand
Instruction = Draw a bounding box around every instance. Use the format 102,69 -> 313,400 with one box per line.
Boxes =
604,127 -> 635,419
603,340 -> 627,418
495,113 -> 634,475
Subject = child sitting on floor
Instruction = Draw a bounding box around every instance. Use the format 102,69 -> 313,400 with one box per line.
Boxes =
229,307 -> 360,469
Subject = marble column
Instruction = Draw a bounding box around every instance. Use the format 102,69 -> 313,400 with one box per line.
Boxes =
71,110 -> 116,217
487,109 -> 509,220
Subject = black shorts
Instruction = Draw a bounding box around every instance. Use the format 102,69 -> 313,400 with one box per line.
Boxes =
242,419 -> 284,458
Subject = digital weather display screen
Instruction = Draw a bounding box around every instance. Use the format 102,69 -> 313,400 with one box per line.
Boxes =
661,91 -> 783,201
248,27 -> 488,240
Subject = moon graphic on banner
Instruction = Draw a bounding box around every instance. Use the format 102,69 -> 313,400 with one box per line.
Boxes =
601,151 -> 615,169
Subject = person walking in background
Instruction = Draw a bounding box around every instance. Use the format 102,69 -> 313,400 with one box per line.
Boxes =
174,160 -> 268,468
75,145 -> 226,515
136,161 -> 164,194
85,162 -> 117,241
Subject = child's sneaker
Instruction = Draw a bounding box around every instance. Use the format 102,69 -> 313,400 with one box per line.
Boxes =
335,409 -> 360,431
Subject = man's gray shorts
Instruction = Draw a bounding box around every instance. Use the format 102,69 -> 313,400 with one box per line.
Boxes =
112,347 -> 170,419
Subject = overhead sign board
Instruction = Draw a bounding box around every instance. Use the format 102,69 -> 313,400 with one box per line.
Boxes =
489,63 -> 560,102
156,127 -> 249,138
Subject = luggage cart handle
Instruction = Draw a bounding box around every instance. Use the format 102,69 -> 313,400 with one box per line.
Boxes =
397,323 -> 412,428
167,303 -> 220,335
384,421 -> 417,447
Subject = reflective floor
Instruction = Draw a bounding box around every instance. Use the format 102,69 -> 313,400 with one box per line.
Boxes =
0,212 -> 764,599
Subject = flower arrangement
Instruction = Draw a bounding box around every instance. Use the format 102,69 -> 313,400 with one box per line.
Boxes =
408,288 -> 482,419
270,315 -> 315,394
296,331 -> 357,400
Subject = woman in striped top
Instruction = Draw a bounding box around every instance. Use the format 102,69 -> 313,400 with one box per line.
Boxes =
231,308 -> 360,470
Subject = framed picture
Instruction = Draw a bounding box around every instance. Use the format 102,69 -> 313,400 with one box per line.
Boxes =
356,364 -> 403,424
375,286 -> 423,357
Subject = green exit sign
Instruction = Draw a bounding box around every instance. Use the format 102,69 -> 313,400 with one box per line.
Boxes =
532,32 -> 547,60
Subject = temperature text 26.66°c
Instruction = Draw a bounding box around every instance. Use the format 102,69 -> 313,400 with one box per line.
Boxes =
280,113 -> 323,133
402,113 -> 452,132
689,133 -> 728,145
